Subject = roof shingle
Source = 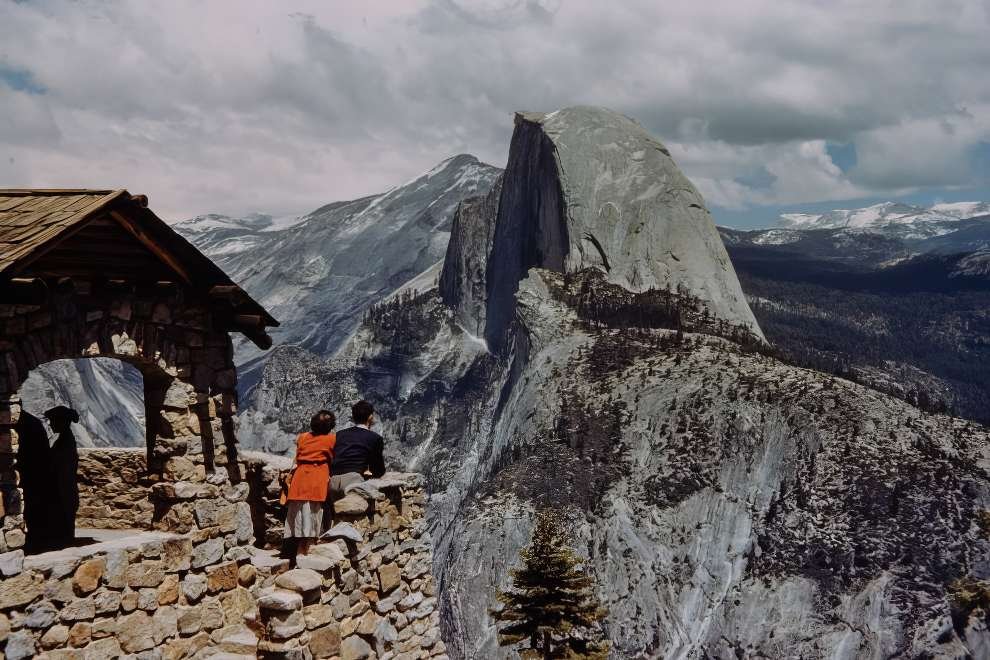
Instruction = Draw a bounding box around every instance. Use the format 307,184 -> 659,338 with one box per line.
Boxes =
0,190 -> 126,275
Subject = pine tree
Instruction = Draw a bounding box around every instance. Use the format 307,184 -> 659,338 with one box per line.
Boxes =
490,510 -> 609,659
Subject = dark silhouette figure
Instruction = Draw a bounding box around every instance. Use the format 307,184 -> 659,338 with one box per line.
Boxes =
45,406 -> 80,550
15,411 -> 56,553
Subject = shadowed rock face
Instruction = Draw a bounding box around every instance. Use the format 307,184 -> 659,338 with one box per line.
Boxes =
484,107 -> 763,350
439,175 -> 504,338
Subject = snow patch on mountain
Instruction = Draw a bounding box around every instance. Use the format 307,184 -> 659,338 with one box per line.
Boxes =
931,201 -> 990,219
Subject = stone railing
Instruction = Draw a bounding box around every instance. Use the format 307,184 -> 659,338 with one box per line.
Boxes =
253,473 -> 446,660
0,467 -> 445,659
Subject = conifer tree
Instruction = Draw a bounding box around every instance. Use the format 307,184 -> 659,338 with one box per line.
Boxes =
490,509 -> 609,659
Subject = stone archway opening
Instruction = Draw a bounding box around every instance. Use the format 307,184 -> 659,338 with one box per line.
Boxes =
19,357 -> 145,448
14,356 -> 158,554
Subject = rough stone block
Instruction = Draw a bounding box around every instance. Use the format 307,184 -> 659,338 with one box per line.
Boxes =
267,609 -> 305,640
40,623 -> 70,649
181,572 -> 208,603
191,537 -> 225,568
201,598 -> 225,631
80,636 -> 122,660
378,562 -> 401,594
0,550 -> 24,577
309,623 -> 342,658
120,589 -> 139,612
237,563 -> 256,587
25,599 -> 59,628
91,616 -> 117,639
152,605 -> 178,644
73,557 -> 105,595
340,634 -> 373,660
0,570 -> 43,609
177,604 -> 203,635
103,549 -> 128,589
275,568 -> 322,594
68,621 -> 92,647
335,493 -> 371,516
296,553 -> 335,572
158,574 -> 180,605
162,536 -> 193,572
206,560 -> 239,593
219,586 -> 255,622
4,630 -> 36,660
137,587 -> 159,611
257,589 -> 303,612
125,560 -> 166,588
93,589 -> 121,615
117,610 -> 155,653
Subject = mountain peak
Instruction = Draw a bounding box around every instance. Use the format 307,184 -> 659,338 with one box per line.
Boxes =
481,106 -> 762,349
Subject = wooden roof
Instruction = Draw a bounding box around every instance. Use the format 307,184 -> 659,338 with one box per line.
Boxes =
0,189 -> 278,343
0,190 -> 127,273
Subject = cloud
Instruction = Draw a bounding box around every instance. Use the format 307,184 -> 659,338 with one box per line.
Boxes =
0,0 -> 987,220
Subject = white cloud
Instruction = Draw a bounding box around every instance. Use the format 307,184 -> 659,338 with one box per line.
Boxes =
0,0 -> 987,220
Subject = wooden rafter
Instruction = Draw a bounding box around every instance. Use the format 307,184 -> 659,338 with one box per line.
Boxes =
109,210 -> 193,285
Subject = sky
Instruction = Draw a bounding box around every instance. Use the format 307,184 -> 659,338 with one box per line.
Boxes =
1,0 -> 989,229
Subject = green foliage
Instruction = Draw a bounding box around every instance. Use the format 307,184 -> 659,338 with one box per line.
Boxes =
490,510 -> 609,659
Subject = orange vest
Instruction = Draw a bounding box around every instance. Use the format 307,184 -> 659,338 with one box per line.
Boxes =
286,432 -> 335,502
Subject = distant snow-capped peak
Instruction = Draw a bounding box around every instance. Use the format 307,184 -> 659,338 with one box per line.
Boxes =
930,201 -> 990,219
172,212 -> 273,234
776,202 -> 966,230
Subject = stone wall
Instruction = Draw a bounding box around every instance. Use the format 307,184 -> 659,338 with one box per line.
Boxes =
76,448 -> 292,546
77,449 -> 157,531
0,467 -> 446,660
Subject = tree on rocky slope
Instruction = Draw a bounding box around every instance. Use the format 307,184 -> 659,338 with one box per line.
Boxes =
490,509 -> 608,659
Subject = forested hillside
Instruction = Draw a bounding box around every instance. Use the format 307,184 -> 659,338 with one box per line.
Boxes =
728,247 -> 990,422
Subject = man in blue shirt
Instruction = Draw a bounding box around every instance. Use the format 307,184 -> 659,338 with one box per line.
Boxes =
330,400 -> 386,498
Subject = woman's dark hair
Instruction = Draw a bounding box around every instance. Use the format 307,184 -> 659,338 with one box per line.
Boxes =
351,400 -> 374,424
310,410 -> 336,435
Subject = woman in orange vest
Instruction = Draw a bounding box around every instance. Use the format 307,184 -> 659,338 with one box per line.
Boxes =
284,410 -> 336,557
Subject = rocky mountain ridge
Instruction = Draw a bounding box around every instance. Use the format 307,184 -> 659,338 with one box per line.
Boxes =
251,106 -> 990,658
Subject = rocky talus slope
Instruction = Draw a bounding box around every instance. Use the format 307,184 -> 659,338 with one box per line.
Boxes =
254,107 -> 990,658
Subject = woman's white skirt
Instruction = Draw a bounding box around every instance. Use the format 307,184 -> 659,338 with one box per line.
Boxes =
284,501 -> 324,539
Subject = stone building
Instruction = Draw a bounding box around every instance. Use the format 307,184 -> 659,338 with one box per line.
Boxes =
0,191 -> 447,658
0,188 -> 278,542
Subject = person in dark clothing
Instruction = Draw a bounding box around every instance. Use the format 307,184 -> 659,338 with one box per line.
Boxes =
15,410 -> 56,553
329,400 -> 386,500
45,405 -> 80,550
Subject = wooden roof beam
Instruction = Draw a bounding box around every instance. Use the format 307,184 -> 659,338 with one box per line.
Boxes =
238,326 -> 273,350
109,210 -> 193,285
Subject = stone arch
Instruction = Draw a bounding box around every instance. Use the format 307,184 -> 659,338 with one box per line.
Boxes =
0,281 -> 242,553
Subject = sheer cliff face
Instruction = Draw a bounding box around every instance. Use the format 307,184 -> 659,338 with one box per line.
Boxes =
290,107 -> 990,658
439,175 -> 503,338
485,107 -> 762,350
